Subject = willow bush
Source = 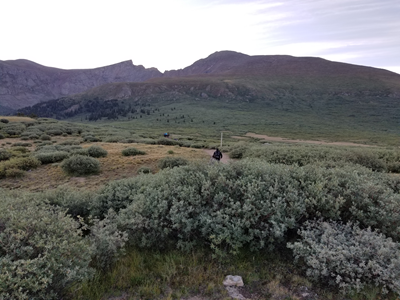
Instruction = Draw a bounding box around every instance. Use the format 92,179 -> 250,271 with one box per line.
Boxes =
0,149 -> 11,161
87,145 -> 108,158
90,159 -> 400,295
94,160 -> 400,249
61,155 -> 101,176
34,151 -> 69,164
121,147 -> 146,156
288,220 -> 400,295
157,157 -> 188,169
0,191 -> 93,300
232,144 -> 400,172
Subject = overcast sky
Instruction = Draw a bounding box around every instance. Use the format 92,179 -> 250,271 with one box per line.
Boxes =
1,0 -> 399,74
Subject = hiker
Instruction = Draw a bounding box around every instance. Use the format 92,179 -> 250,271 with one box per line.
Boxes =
212,148 -> 223,162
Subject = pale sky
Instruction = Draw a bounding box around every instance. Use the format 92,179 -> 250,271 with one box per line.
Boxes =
1,0 -> 400,74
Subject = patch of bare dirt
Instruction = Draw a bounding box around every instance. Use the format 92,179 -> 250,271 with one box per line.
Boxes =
244,132 -> 375,147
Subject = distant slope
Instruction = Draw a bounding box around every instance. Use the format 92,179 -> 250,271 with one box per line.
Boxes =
166,51 -> 400,83
0,59 -> 162,109
9,51 -> 400,144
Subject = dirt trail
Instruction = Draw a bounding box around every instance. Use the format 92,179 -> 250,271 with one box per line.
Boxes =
204,149 -> 230,163
244,132 -> 375,147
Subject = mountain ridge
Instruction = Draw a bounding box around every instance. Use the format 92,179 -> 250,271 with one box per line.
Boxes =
1,51 -> 400,114
0,59 -> 162,110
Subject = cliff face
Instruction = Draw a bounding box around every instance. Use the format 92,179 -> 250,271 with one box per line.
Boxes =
0,59 -> 162,109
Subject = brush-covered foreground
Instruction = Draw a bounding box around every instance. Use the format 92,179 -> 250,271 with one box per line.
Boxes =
1,117 -> 400,300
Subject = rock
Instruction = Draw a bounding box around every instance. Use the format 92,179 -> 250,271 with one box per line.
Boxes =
223,275 -> 244,287
225,286 -> 246,299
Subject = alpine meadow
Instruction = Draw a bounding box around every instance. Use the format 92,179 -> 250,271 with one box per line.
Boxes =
1,51 -> 400,300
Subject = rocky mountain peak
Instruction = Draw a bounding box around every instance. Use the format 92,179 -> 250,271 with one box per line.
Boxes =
0,59 -> 163,110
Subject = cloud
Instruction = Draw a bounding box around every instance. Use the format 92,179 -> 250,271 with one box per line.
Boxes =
249,0 -> 400,72
1,0 -> 399,73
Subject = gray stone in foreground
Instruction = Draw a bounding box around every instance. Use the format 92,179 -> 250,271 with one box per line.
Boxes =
223,275 -> 244,287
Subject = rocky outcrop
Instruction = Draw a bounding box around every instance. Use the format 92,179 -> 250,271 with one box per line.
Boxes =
0,59 -> 162,110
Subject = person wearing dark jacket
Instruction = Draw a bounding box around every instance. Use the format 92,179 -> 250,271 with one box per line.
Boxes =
212,148 -> 223,162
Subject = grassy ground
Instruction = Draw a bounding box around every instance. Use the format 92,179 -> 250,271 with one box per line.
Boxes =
71,247 -> 315,300
70,246 -> 398,300
0,136 -> 209,192
67,98 -> 400,147
1,118 -> 400,299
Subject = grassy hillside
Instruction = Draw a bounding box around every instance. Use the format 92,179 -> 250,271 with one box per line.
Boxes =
15,53 -> 400,146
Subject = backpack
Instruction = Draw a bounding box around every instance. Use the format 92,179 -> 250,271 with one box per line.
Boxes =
213,150 -> 221,159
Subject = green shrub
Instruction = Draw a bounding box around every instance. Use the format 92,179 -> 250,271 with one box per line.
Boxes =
104,136 -> 121,143
156,138 -> 183,146
120,138 -> 136,144
0,165 -> 5,178
28,134 -> 39,139
0,149 -> 12,161
40,134 -> 51,140
94,160 -> 400,255
39,140 -> 52,146
83,135 -> 100,142
61,155 -> 101,176
87,145 -> 108,158
229,147 -> 247,159
70,148 -> 89,156
239,144 -> 399,172
5,168 -> 25,178
59,139 -> 80,145
0,192 -> 93,299
46,129 -> 63,136
344,150 -> 387,172
42,187 -> 96,219
89,210 -> 128,271
388,162 -> 400,173
12,142 -> 32,147
2,123 -> 26,136
0,133 -> 4,139
10,146 -> 29,153
139,138 -> 157,145
138,166 -> 152,174
295,164 -> 400,240
287,220 -> 400,295
167,150 -> 174,154
35,151 -> 69,164
20,136 -> 29,141
122,147 -> 146,156
2,156 -> 41,171
158,157 -> 188,169
190,143 -> 204,149
0,118 -> 9,123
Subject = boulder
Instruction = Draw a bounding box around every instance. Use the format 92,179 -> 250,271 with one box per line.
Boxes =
223,275 -> 244,287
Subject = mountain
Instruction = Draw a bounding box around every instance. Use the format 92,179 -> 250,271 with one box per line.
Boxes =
5,51 -> 400,142
40,50 -> 399,105
166,50 -> 400,81
0,59 -> 162,111
3,51 -> 400,114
